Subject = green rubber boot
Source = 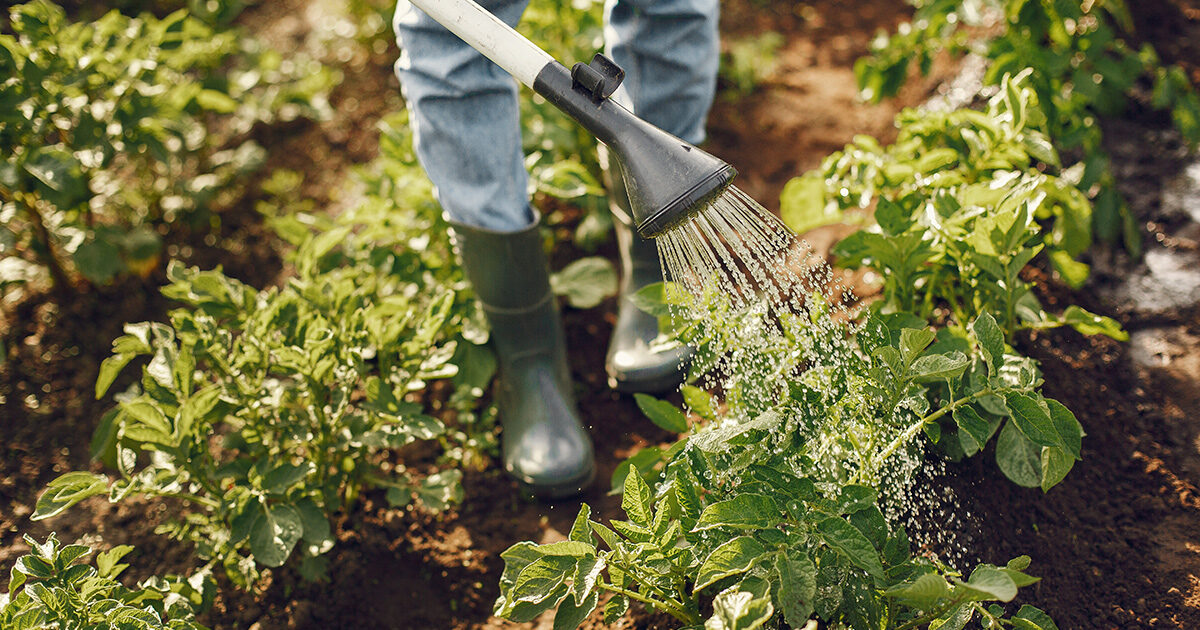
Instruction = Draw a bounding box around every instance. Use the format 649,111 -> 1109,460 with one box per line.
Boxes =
602,155 -> 692,393
450,216 -> 594,499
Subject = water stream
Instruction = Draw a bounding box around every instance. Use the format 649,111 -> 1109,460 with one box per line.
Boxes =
653,185 -> 972,565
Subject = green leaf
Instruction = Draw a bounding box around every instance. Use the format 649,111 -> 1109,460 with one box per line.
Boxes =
899,328 -> 936,365
883,526 -> 911,566
553,588 -> 598,630
1012,605 -> 1060,630
451,342 -> 495,391
681,385 -> 716,420
774,553 -> 816,627
909,352 -> 970,382
780,172 -> 840,235
175,385 -> 221,442
1004,392 -> 1058,448
23,147 -> 87,208
886,573 -> 951,608
1040,445 -> 1075,492
603,593 -> 629,624
33,472 -> 109,520
996,421 -> 1042,488
568,504 -> 592,543
249,503 -> 304,568
628,282 -> 674,317
634,393 -> 688,433
1045,398 -> 1083,458
537,541 -> 594,558
1049,250 -> 1089,290
569,554 -> 603,605
589,521 -> 622,551
957,565 -> 1018,602
1021,132 -> 1060,167
954,406 -> 992,456
416,469 -> 463,512
705,576 -> 773,630
95,354 -> 135,399
874,198 -> 913,236
971,313 -> 1005,375
694,494 -> 780,531
621,466 -> 654,527
511,555 -> 576,605
609,447 -> 663,494
95,545 -> 132,579
73,239 -> 123,285
816,517 -> 884,578
835,485 -> 878,514
295,497 -> 333,554
550,257 -> 618,309
195,88 -> 239,113
694,536 -> 766,593
119,400 -> 176,447
261,463 -> 314,494
1059,306 -> 1127,341
931,602 -> 974,630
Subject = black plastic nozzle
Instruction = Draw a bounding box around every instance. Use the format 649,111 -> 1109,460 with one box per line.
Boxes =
532,56 -> 737,238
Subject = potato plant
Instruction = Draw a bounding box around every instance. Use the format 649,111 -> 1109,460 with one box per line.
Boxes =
0,534 -> 210,630
496,292 -> 1068,629
853,0 -> 1200,252
31,117 -> 494,587
784,72 -> 1126,341
0,0 -> 332,295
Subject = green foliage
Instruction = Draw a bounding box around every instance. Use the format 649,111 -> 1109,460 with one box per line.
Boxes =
719,31 -> 785,99
33,116 -> 493,588
854,0 -> 1200,251
550,257 -> 618,309
0,0 -> 333,296
787,73 -> 1126,341
496,282 -> 1066,627
0,533 -> 211,630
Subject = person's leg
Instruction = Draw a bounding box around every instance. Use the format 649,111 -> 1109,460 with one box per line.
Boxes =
604,0 -> 720,145
601,0 -> 719,391
393,0 -> 532,231
393,1 -> 593,497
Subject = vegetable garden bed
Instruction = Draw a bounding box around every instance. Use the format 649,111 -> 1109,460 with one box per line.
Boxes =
2,0 -> 1199,628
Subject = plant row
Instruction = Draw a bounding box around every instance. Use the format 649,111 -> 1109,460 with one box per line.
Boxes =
0,0 -> 333,298
853,0 -> 1200,256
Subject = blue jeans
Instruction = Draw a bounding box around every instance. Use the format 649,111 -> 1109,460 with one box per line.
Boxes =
393,0 -> 720,231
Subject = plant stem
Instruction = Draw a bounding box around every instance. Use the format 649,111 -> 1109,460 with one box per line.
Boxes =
893,594 -> 969,630
599,581 -> 700,625
871,387 -> 1006,474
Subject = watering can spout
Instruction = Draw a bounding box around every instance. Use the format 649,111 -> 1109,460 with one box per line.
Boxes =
532,56 -> 737,238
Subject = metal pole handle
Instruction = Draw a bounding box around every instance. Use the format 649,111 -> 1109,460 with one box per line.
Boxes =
404,0 -> 556,88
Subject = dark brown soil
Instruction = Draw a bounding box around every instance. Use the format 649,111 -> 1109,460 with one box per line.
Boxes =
3,1 -> 1200,629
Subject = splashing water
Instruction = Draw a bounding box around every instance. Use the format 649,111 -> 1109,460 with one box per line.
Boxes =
657,185 -> 852,319
653,184 -> 972,566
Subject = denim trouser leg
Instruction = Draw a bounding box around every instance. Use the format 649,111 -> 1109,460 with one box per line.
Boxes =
605,0 -> 720,146
393,0 -> 719,231
394,0 -> 533,232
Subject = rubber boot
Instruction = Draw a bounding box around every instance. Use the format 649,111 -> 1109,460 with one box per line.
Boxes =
602,156 -> 692,392
450,216 -> 595,499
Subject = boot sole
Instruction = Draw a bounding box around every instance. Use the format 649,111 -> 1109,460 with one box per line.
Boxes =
607,369 -> 686,394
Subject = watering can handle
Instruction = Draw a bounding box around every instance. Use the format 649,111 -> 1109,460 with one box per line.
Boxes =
405,0 -> 557,88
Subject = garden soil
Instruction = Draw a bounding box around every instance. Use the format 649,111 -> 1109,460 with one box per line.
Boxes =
2,1 -> 1199,629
